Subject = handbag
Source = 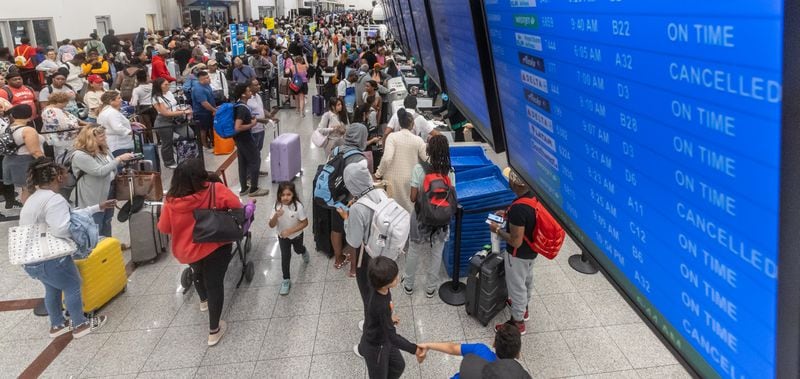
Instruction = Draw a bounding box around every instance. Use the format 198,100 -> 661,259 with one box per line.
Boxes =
115,171 -> 164,201
192,183 -> 246,243
8,194 -> 77,265
311,128 -> 327,148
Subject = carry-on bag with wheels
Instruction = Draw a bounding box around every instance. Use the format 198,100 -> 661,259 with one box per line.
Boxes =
270,132 -> 302,182
312,95 -> 326,116
129,202 -> 169,265
73,237 -> 127,313
174,124 -> 199,164
464,250 -> 508,326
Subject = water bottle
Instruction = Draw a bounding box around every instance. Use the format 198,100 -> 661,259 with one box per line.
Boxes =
490,230 -> 501,254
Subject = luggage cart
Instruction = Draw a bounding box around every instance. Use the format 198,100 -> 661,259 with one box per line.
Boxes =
180,200 -> 257,292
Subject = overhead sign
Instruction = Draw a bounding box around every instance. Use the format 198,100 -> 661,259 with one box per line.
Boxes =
483,1 -> 782,378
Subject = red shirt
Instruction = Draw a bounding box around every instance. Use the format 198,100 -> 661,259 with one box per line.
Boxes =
150,55 -> 176,82
0,85 -> 38,115
13,44 -> 35,69
157,182 -> 242,264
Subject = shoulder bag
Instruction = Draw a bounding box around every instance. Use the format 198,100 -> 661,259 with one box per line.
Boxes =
8,194 -> 77,265
192,183 -> 246,243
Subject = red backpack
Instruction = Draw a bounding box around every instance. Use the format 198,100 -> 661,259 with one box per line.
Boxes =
415,162 -> 457,227
509,197 -> 565,259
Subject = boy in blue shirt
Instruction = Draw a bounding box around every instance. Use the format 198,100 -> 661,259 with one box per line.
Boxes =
417,323 -> 531,379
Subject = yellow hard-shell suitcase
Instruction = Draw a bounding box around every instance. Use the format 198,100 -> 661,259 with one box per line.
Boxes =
73,237 -> 127,313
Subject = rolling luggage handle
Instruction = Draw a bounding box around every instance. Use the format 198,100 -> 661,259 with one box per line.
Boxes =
439,204 -> 509,306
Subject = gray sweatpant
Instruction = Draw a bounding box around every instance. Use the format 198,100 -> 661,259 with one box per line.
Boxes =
504,252 -> 535,321
405,217 -> 448,292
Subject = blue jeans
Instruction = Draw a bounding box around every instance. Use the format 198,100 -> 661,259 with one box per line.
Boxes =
24,256 -> 87,328
92,182 -> 114,237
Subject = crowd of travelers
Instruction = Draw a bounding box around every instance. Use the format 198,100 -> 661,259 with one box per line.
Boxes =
1,9 -> 534,379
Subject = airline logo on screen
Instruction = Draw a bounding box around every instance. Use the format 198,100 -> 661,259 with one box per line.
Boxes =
516,32 -> 543,51
513,14 -> 539,28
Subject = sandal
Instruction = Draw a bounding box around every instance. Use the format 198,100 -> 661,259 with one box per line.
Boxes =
334,256 -> 350,270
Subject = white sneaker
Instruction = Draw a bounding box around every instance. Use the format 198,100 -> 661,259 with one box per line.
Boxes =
358,319 -> 364,331
200,301 -> 208,312
353,344 -> 364,359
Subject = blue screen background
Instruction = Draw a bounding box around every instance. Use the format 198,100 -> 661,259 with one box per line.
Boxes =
398,0 -> 420,59
483,1 -> 783,377
409,0 -> 441,87
429,0 -> 494,147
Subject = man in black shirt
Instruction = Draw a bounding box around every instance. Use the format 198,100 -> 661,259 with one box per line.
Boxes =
488,168 -> 537,335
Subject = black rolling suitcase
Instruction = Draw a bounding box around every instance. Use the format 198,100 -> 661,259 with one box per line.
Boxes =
464,251 -> 508,326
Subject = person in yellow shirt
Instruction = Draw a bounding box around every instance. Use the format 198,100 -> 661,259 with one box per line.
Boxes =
81,50 -> 110,82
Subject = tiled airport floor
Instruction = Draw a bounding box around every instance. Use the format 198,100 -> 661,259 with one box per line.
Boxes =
0,87 -> 691,378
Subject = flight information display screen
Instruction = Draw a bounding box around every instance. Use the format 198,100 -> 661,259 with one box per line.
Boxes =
409,0 -> 441,87
390,0 -> 409,54
483,1 -> 782,378
398,0 -> 420,59
430,0 -> 494,147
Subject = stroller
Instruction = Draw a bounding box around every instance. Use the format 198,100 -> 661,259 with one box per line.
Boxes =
180,200 -> 257,293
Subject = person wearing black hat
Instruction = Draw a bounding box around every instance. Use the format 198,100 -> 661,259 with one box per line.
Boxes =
38,68 -> 77,109
1,70 -> 40,128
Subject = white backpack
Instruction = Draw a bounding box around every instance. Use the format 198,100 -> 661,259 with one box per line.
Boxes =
356,189 -> 410,263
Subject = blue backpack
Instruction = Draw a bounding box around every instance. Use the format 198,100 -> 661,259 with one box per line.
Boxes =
313,146 -> 364,209
213,103 -> 242,138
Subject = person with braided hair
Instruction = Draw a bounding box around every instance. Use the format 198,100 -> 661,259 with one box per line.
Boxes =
401,135 -> 455,297
19,156 -> 115,339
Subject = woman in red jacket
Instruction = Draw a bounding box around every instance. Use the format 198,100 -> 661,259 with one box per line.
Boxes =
157,158 -> 241,346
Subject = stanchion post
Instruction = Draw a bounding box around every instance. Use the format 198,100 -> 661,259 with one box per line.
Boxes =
439,205 -> 467,306
568,251 -> 599,275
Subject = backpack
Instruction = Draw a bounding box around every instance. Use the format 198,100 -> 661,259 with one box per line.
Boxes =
0,124 -> 26,156
14,46 -> 30,67
119,70 -> 138,101
356,189 -> 410,261
213,102 -> 245,138
313,146 -> 363,209
415,162 -> 457,227
509,197 -> 565,259
59,150 -> 85,206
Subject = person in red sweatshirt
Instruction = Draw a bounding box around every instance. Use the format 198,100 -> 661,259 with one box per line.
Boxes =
151,47 -> 176,82
157,158 -> 241,346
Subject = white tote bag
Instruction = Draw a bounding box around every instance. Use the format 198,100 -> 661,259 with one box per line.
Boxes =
8,223 -> 77,265
7,194 -> 77,265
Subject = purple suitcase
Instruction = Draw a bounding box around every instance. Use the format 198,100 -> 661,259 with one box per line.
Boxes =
312,95 -> 325,116
270,133 -> 302,182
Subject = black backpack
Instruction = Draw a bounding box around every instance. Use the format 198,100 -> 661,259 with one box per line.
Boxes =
313,146 -> 363,209
415,162 -> 457,227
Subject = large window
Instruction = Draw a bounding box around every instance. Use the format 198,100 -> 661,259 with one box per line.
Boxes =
258,6 -> 275,18
0,19 -> 55,50
9,21 -> 29,46
32,20 -> 53,48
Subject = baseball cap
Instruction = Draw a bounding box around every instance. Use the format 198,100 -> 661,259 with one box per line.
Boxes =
207,59 -> 218,66
502,167 -> 526,187
87,74 -> 104,84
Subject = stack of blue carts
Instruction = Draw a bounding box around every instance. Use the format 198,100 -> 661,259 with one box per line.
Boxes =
442,146 -> 517,277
